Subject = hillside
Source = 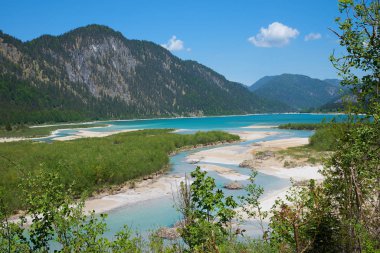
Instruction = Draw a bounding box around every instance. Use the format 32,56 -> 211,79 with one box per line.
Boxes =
249,74 -> 344,110
0,25 -> 290,125
323,78 -> 341,87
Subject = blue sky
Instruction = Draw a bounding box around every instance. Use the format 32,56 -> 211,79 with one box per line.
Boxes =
1,0 -> 343,85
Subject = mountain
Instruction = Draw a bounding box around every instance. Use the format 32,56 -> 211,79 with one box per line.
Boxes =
323,79 -> 342,87
317,87 -> 355,112
0,25 -> 290,125
248,76 -> 275,91
249,74 -> 344,110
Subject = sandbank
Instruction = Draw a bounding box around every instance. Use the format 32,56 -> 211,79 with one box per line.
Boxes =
198,164 -> 250,181
52,129 -> 138,141
187,144 -> 253,165
84,175 -> 185,214
229,131 -> 278,141
0,137 -> 28,143
255,137 -> 309,150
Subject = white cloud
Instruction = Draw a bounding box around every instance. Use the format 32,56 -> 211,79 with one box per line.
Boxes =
248,22 -> 299,48
304,33 -> 322,41
161,35 -> 185,51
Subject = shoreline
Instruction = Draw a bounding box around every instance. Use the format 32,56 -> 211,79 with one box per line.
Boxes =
51,128 -> 138,141
83,138 -> 244,214
84,174 -> 184,214
1,112 -> 342,143
8,138 -> 240,223
0,124 -> 112,143
8,129 -> 324,228
186,136 -> 323,222
28,112 -> 342,130
83,131 -> 272,214
83,133 -> 320,215
198,163 -> 250,181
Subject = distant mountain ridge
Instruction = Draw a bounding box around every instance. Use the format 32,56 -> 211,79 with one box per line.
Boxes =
323,79 -> 342,87
249,74 -> 344,111
0,24 -> 290,125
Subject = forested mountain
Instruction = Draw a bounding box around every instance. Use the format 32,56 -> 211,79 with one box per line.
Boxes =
0,25 -> 290,125
323,78 -> 341,87
249,74 -> 345,111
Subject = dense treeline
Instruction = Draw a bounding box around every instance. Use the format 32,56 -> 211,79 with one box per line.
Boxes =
0,74 -> 145,125
0,129 -> 239,213
0,74 -> 88,124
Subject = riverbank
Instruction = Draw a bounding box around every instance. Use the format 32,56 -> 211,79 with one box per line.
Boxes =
84,174 -> 184,214
51,128 -> 139,141
1,129 -> 240,215
81,131 -> 277,214
0,123 -> 108,141
82,132 -> 321,217
186,135 -> 323,221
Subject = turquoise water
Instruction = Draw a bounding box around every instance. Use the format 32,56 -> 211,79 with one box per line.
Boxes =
38,113 -> 342,239
36,113 -> 344,141
103,137 -> 290,237
101,128 -> 322,239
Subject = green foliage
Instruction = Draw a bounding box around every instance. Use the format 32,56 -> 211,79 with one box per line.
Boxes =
0,187 -> 29,252
279,122 -> 347,151
1,170 -> 178,252
269,180 -> 330,253
0,167 -> 282,252
331,0 -> 380,117
277,145 -> 327,165
238,171 -> 268,236
4,123 -> 12,131
309,123 -> 348,151
298,1 -> 380,251
179,167 -> 238,252
217,239 -> 277,253
278,123 -> 328,130
0,130 -> 239,213
322,123 -> 380,251
22,171 -> 73,250
0,74 -> 91,125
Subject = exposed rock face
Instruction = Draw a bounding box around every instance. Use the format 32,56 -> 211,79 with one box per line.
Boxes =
0,24 -> 290,124
63,37 -> 137,100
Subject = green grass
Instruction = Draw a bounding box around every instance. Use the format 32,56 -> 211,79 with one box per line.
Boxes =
277,145 -> 330,165
277,122 -> 352,164
279,122 -> 352,151
278,123 -> 330,130
0,123 -> 108,138
0,129 -> 239,213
